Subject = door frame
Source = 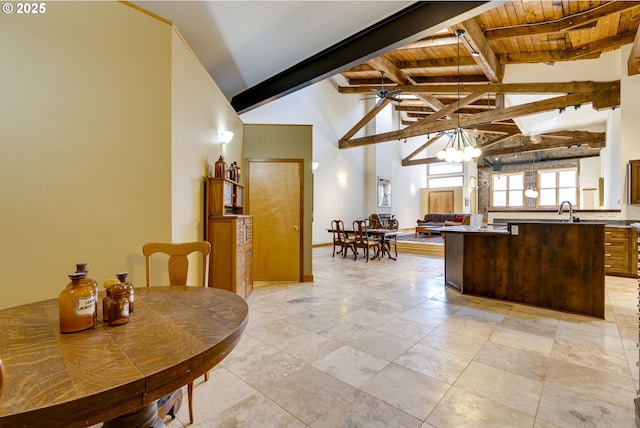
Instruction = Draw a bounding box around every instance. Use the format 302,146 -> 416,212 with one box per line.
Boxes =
245,158 -> 304,282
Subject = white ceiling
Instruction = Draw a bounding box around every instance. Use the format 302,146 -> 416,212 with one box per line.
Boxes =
133,1 -> 414,100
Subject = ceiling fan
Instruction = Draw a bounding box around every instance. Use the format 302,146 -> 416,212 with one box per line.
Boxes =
369,71 -> 402,106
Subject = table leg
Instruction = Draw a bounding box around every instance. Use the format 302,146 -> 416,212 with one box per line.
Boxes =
102,389 -> 182,428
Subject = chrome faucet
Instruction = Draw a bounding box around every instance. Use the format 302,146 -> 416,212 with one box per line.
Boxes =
558,200 -> 573,223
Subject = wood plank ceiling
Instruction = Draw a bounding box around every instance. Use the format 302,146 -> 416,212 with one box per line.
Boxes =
337,0 -> 640,166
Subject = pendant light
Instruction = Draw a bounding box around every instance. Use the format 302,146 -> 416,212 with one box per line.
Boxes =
524,151 -> 539,198
437,30 -> 481,163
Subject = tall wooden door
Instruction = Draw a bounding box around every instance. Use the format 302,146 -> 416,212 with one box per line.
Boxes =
247,159 -> 302,281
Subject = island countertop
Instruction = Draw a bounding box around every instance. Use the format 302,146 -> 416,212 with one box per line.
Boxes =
441,221 -> 604,318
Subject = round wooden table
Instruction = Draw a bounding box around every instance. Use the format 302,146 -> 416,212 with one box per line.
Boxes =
0,286 -> 248,428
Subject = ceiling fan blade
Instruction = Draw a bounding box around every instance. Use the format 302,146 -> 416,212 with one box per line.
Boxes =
388,96 -> 403,103
375,97 -> 383,107
386,89 -> 403,96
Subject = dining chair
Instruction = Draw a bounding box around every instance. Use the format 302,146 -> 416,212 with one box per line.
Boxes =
331,219 -> 355,258
352,220 -> 381,262
385,218 -> 399,259
142,241 -> 211,425
367,214 -> 383,229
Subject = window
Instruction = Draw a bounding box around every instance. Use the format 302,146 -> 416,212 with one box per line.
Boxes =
491,173 -> 524,207
538,168 -> 577,206
427,162 -> 464,189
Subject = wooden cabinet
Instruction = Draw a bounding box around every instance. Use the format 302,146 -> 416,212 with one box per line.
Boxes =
628,160 -> 640,204
204,176 -> 252,299
207,215 -> 253,298
206,177 -> 244,215
604,226 -> 638,277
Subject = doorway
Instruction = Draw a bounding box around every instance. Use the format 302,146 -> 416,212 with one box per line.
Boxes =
246,159 -> 303,281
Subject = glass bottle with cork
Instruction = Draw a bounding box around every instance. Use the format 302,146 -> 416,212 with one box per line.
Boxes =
75,263 -> 99,325
59,272 -> 96,333
107,283 -> 129,326
116,272 -> 134,313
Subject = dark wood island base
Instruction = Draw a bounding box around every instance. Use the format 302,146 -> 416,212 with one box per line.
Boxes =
442,222 -> 605,319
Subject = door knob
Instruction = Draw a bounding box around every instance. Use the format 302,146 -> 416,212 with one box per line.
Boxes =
294,225 -> 299,230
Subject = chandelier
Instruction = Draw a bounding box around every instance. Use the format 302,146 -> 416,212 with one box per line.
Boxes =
436,30 -> 481,163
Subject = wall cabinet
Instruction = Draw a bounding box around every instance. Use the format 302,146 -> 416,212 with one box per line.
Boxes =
206,177 -> 244,216
604,226 -> 638,278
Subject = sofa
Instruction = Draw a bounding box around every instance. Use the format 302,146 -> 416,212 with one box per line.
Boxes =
415,213 -> 469,237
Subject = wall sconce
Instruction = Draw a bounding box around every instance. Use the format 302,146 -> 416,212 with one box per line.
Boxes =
338,174 -> 347,186
215,130 -> 234,144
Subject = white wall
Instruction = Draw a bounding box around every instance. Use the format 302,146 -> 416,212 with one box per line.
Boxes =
0,2 -> 245,308
0,2 -> 172,308
169,29 -> 244,285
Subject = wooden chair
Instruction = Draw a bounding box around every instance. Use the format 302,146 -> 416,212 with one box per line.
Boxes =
142,241 -> 211,425
352,220 -> 381,262
384,218 -> 399,259
331,219 -> 355,258
366,214 -> 383,229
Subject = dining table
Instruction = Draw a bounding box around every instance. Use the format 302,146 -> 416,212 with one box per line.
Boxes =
0,286 -> 248,428
328,227 -> 400,260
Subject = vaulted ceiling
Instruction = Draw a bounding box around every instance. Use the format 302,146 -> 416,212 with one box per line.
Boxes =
136,1 -> 640,166
336,1 -> 640,166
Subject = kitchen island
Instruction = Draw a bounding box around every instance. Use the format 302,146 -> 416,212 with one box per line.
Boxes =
441,222 -> 605,318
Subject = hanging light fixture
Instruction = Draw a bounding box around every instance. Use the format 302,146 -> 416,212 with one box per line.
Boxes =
524,151 -> 539,198
437,29 -> 481,163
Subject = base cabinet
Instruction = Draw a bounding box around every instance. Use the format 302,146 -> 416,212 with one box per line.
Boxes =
605,226 -> 638,277
207,215 -> 253,298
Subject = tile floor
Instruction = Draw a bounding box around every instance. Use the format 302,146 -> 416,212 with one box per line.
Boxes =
167,246 -> 639,427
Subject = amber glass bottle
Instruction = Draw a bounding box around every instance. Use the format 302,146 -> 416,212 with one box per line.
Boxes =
116,272 -> 134,313
102,286 -> 112,323
107,284 -> 129,326
75,263 -> 98,324
214,155 -> 227,178
59,273 -> 96,333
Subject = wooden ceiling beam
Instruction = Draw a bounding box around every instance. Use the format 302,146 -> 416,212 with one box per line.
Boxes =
484,2 -> 640,41
482,135 -> 606,157
479,131 -> 521,150
394,57 -> 478,69
339,80 -> 617,95
501,31 -> 637,63
340,91 -> 597,149
339,98 -> 391,142
403,134 -> 444,164
367,57 -> 445,112
458,19 -> 504,83
404,92 -> 487,130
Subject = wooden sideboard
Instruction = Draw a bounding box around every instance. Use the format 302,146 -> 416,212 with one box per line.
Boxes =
604,226 -> 638,277
205,176 -> 253,299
